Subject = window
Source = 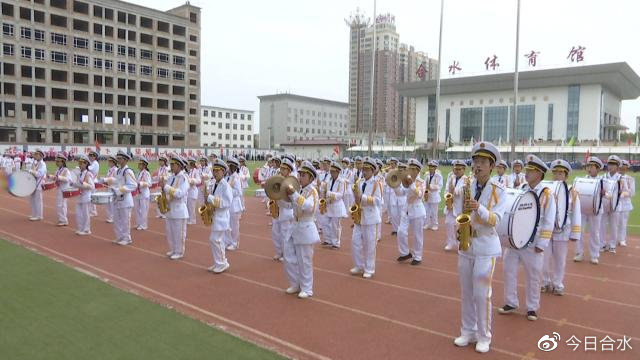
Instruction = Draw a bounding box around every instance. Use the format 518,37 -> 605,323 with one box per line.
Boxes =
173,40 -> 185,51
51,32 -> 67,45
117,28 -> 125,39
127,63 -> 135,75
104,25 -> 113,37
73,54 -> 88,67
117,62 -> 126,72
93,5 -> 102,18
20,7 -> 31,21
512,105 -> 536,141
190,12 -> 197,23
203,110 -> 208,117
73,19 -> 89,32
34,10 -> 44,23
173,24 -> 186,36
233,113 -> 238,119
157,37 -> 169,48
189,50 -> 197,57
140,49 -> 152,60
34,48 -> 45,60
173,71 -> 184,80
248,115 -> 252,121
50,14 -> 67,28
93,23 -> 102,35
117,45 -> 126,56
2,3 -> 14,17
117,11 -> 126,23
566,85 -> 580,140
157,68 -> 168,78
483,106 -> 508,142
460,107 -> 482,142
127,30 -> 135,42
94,40 -> 102,52
21,46 -> 31,59
173,55 -> 185,65
50,0 -> 67,10
157,52 -> 169,63
140,65 -> 152,76
73,37 -> 88,49
34,29 -> 44,42
20,27 -> 31,39
190,35 -> 197,42
157,21 -> 169,32
104,43 -> 113,53
73,1 -> 89,14
104,8 -> 113,20
127,46 -> 135,58
189,124 -> 196,133
547,104 -> 554,141
140,17 -> 152,29
3,43 -> 14,56
140,33 -> 152,45
104,60 -> 112,70
93,58 -> 102,69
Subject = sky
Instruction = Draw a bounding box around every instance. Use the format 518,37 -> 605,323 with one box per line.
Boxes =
132,0 -> 640,133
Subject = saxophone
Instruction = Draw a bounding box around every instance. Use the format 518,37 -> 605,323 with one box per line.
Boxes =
349,178 -> 362,225
198,179 -> 214,226
155,174 -> 170,214
456,176 -> 472,251
268,199 -> 279,218
423,173 -> 431,202
319,182 -> 327,214
445,178 -> 454,211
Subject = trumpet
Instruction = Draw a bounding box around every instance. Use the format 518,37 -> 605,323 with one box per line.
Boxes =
456,176 -> 472,251
349,179 -> 362,225
198,180 -> 214,226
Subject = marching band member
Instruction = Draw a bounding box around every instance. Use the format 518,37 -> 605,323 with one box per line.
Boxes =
28,149 -> 47,221
542,159 -> 581,296
110,151 -> 137,245
186,158 -> 202,225
258,155 -> 273,206
24,152 -> 34,171
2,152 -> 13,175
283,161 -> 320,298
491,160 -> 509,187
205,159 -> 233,273
88,150 -> 100,217
574,156 -> 604,264
270,157 -> 296,260
324,161 -> 347,249
507,160 -> 526,189
383,158 -> 398,227
225,157 -> 244,251
618,160 -> 634,247
154,156 -> 170,219
73,154 -> 95,235
453,142 -> 507,354
341,157 -> 354,209
600,155 -> 624,253
395,158 -> 426,265
375,159 -> 385,241
163,155 -> 189,260
444,160 -> 467,251
317,158 -> 331,239
100,155 -> 118,223
350,157 -> 382,279
423,160 -> 443,231
134,156 -> 152,231
238,156 -> 250,208
499,154 -> 555,322
51,153 -> 71,226
199,156 -> 212,207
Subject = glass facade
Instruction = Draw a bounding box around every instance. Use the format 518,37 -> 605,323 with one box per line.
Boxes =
460,107 -> 482,141
547,104 -> 553,140
510,105 -> 535,142
567,85 -> 580,139
445,108 -> 450,142
427,95 -> 436,142
483,106 -> 508,142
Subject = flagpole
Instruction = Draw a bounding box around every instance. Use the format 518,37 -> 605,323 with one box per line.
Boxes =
432,0 -> 444,161
510,0 -> 521,162
367,0 -> 377,157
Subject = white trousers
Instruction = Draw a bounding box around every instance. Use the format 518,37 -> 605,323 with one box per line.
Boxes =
577,214 -> 601,259
389,204 -> 402,232
397,215 -> 425,261
155,199 -> 164,217
113,207 -> 132,242
272,219 -> 293,257
283,236 -> 315,294
55,190 -> 68,224
542,239 -> 568,290
458,255 -> 497,343
209,230 -> 228,268
343,192 -> 354,210
187,198 -> 197,224
317,213 -> 328,235
75,202 -> 91,232
600,211 -> 621,249
30,189 -> 43,219
135,197 -> 150,229
325,217 -> 342,247
503,247 -> 544,312
106,200 -> 114,222
445,214 -> 458,249
165,218 -> 187,256
619,211 -> 630,245
352,224 -> 378,274
225,212 -> 241,248
424,202 -> 439,227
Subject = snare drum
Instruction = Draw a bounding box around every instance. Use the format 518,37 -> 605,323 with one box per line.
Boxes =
572,178 -> 603,215
497,188 -> 540,249
540,180 -> 569,230
63,189 -> 82,198
7,170 -> 37,197
91,191 -> 113,205
41,182 -> 57,191
601,178 -> 620,213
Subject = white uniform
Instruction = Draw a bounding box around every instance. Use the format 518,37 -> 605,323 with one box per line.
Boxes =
316,171 -> 331,237
325,175 -> 347,248
24,157 -> 34,171
111,165 -> 137,244
387,177 -> 406,233
206,177 -> 233,270
102,166 -> 118,222
271,197 -> 294,259
458,179 -> 507,345
396,178 -> 427,261
351,176 -> 382,275
600,172 -> 623,251
618,173 -> 635,246
423,171 -> 443,229
199,165 -> 212,204
53,166 -> 72,225
284,183 -> 320,295
164,170 -> 189,256
341,168 -> 357,208
135,169 -> 152,230
507,172 -> 526,189
154,165 -> 170,218
74,169 -> 95,233
186,167 -> 201,225
375,174 -> 385,241
444,175 -> 467,250
490,174 -> 508,188
224,172 -> 244,249
29,159 -> 47,220
576,175 -> 602,261
543,185 -> 581,291
89,160 -> 100,216
258,163 -> 271,204
503,182 -> 555,313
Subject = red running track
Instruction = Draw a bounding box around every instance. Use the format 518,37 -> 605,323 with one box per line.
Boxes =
1,190 -> 638,359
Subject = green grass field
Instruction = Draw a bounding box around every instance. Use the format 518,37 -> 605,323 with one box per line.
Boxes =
0,238 -> 283,360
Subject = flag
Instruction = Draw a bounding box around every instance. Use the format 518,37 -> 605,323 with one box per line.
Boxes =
333,145 -> 340,156
584,149 -> 590,163
567,136 -> 575,146
94,139 -> 101,151
628,136 -> 632,146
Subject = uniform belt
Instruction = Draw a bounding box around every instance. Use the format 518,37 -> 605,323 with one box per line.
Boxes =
472,228 -> 496,238
295,217 -> 314,222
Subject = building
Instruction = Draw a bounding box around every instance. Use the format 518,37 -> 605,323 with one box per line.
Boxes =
397,62 -> 640,145
280,139 -> 350,160
0,0 -> 201,146
345,11 -> 436,142
200,105 -> 254,149
258,93 -> 349,149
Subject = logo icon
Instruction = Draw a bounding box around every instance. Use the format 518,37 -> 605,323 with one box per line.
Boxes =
538,332 -> 561,352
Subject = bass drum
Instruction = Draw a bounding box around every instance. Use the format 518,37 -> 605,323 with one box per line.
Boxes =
497,188 -> 540,249
540,180 -> 569,231
7,170 -> 37,197
572,178 -> 603,215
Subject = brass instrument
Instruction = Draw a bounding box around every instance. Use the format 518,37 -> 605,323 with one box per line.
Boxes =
456,176 -> 472,251
445,192 -> 454,211
349,179 -> 362,225
268,199 -> 279,218
385,169 -> 410,189
265,175 -> 300,202
156,183 -> 170,214
198,180 -> 214,225
319,182 -> 328,214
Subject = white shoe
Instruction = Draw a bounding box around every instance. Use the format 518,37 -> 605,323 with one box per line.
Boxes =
431,226 -> 439,231
619,241 -> 627,247
273,255 -> 283,261
226,245 -> 237,251
362,272 -> 373,279
166,251 -> 174,257
609,247 -> 616,254
590,258 -> 599,265
453,335 -> 477,347
106,219 -> 113,224
28,217 -> 40,221
77,231 -> 91,236
475,340 -> 490,353
117,239 -> 132,246
573,253 -> 583,262
57,222 -> 68,227
297,291 -> 312,299
285,286 -> 300,294
212,263 -> 230,274
350,267 -> 364,275
444,245 -> 453,251
169,254 -> 183,260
